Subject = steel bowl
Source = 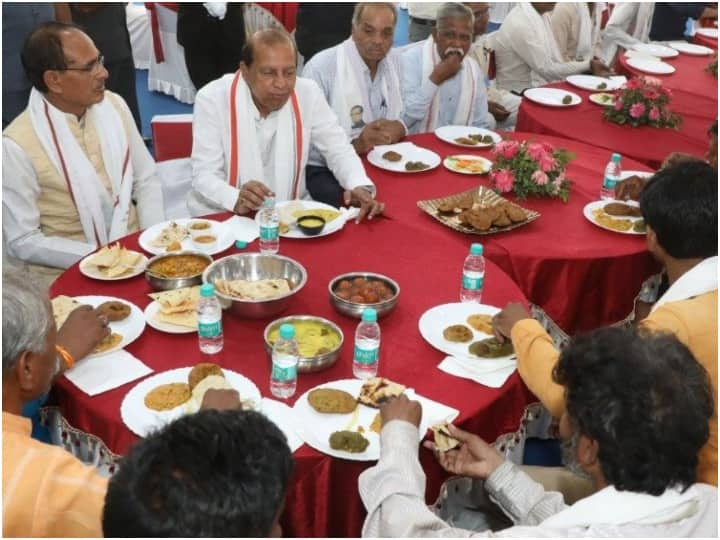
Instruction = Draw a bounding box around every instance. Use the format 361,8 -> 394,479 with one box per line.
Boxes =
328,272 -> 400,319
202,253 -> 307,319
145,251 -> 213,291
263,315 -> 343,373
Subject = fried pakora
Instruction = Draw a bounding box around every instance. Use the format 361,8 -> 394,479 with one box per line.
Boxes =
308,388 -> 357,414
443,324 -> 474,343
329,430 -> 370,453
603,203 -> 642,217
468,338 -> 515,358
382,150 -> 402,162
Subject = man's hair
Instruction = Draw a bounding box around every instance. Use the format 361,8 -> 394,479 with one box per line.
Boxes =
240,27 -> 297,67
436,3 -> 475,30
103,409 -> 293,537
352,3 -> 398,27
710,120 -> 717,136
351,105 -> 363,113
639,161 -> 717,259
2,270 -> 53,373
20,21 -> 83,92
553,327 -> 713,495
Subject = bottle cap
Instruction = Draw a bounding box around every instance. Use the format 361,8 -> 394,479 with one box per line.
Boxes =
200,283 -> 215,297
470,243 -> 483,256
235,240 -> 247,249
263,197 -> 276,209
279,323 -> 295,339
362,308 -> 377,322
611,153 -> 621,163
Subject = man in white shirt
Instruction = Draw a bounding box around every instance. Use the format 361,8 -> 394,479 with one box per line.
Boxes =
360,328 -> 717,537
187,28 -> 384,221
401,3 -> 490,134
599,2 -> 655,65
493,3 -> 611,94
551,2 -> 604,62
2,22 -> 164,287
407,2 -> 444,42
301,3 -> 405,207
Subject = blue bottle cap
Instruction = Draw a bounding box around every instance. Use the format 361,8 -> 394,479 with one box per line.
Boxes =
470,243 -> 483,256
235,240 -> 247,249
611,153 -> 621,162
200,283 -> 215,297
263,197 -> 276,209
279,323 -> 295,339
362,308 -> 377,322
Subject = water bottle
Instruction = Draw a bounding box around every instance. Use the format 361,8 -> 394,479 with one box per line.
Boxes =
600,153 -> 622,200
197,283 -> 223,354
258,197 -> 280,254
270,323 -> 298,399
353,308 -> 381,379
460,243 -> 485,303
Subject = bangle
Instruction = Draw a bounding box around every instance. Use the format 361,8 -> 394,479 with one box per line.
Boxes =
55,344 -> 74,370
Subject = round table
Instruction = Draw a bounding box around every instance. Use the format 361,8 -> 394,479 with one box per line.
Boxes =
365,132 -> 659,334
50,213 -> 535,538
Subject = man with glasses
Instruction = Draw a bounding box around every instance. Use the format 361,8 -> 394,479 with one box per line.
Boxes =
2,22 -> 164,287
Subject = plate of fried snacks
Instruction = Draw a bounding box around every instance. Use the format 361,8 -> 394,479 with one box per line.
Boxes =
419,303 -> 516,367
138,219 -> 234,256
588,93 -> 616,107
524,88 -> 582,107
565,75 -> 624,92
51,295 -> 146,357
443,155 -> 493,175
434,125 -> 502,148
367,142 -> 441,173
272,200 -> 346,238
79,243 -> 148,280
293,378 -> 458,461
583,200 -> 646,235
144,286 -> 201,334
121,364 -> 261,437
418,186 -> 539,235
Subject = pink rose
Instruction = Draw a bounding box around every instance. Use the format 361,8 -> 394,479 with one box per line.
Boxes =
614,98 -> 624,111
661,86 -> 673,98
527,143 -> 547,162
494,140 -> 519,160
648,106 -> 660,121
629,102 -> 646,119
625,78 -> 643,90
531,170 -> 549,185
643,89 -> 660,100
539,153 -> 557,173
492,169 -> 515,193
555,172 -> 567,184
541,142 -> 555,153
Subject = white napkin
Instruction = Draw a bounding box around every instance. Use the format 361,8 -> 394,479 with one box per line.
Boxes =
339,206 -> 360,223
437,355 -> 516,389
223,215 -> 259,243
408,389 -> 460,429
261,397 -> 305,452
64,350 -> 153,396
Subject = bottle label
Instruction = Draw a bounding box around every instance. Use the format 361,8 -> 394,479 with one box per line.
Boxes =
198,320 -> 221,338
354,345 -> 379,365
271,363 -> 297,382
602,176 -> 617,190
260,225 -> 279,241
462,274 -> 484,290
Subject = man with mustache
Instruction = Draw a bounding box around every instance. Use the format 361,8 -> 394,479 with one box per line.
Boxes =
301,3 -> 405,207
400,3 -> 491,134
2,22 -> 164,287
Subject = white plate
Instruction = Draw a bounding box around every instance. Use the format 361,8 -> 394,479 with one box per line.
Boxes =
524,88 -> 582,107
696,28 -> 718,39
588,93 -> 616,106
260,398 -> 305,452
565,75 -> 623,91
418,303 -> 515,366
631,42 -> 679,58
434,126 -> 502,148
626,57 -> 676,75
269,200 -> 347,239
74,295 -> 146,357
443,155 -> 493,175
619,170 -> 653,181
667,41 -> 714,56
79,250 -> 148,281
121,367 -> 262,437
583,200 -> 645,235
293,378 -> 459,461
143,301 -> 196,334
138,219 -> 234,256
367,142 -> 441,173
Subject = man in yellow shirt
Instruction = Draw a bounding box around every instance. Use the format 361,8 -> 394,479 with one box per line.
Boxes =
494,161 -> 718,487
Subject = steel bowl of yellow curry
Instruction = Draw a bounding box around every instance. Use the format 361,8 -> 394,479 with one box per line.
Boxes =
263,315 -> 343,372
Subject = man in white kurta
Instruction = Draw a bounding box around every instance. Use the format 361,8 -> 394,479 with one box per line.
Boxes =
550,2 -> 604,62
188,28 -> 384,220
401,3 -> 490,134
2,23 -> 164,286
599,2 -> 655,65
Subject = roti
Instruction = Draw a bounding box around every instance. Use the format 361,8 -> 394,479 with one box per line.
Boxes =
215,278 -> 291,300
51,295 -> 82,328
431,423 -> 460,452
151,222 -> 189,247
357,377 -> 406,408
94,332 -> 123,354
185,374 -> 235,412
149,286 -> 200,314
87,243 -> 142,277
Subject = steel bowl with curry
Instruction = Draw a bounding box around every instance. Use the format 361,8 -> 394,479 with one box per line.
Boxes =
145,251 -> 213,291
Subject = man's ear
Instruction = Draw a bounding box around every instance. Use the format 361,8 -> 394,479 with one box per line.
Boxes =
14,350 -> 37,394
239,62 -> 249,78
577,434 -> 600,469
431,27 -> 438,41
43,70 -> 63,94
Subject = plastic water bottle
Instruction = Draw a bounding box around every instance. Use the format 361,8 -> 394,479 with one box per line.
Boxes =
353,308 -> 381,379
197,283 -> 223,354
270,323 -> 298,399
258,197 -> 280,254
601,153 -> 622,200
460,243 -> 485,303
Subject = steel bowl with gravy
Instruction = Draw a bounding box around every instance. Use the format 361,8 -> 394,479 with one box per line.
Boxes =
263,315 -> 343,372
145,251 -> 213,291
328,272 -> 400,319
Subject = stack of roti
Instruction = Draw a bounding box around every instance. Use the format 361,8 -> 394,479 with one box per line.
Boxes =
148,286 -> 201,329
51,295 -> 82,327
85,243 -> 142,278
215,278 -> 290,300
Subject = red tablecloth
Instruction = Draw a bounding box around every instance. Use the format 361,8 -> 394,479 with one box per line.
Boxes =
694,32 -> 718,50
51,214 -> 534,537
365,132 -> 659,334
516,81 -> 713,169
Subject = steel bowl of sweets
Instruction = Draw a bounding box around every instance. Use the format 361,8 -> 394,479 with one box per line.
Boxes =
328,272 -> 400,319
145,251 -> 213,291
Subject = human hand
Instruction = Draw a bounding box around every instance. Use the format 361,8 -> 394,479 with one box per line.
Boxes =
343,187 -> 385,222
200,389 -> 242,411
379,394 -> 422,427
423,424 -> 505,480
57,305 -> 110,362
234,180 -> 274,213
590,58 -> 612,77
430,52 -> 463,85
488,101 -> 511,122
375,119 -> 407,144
492,302 -> 532,342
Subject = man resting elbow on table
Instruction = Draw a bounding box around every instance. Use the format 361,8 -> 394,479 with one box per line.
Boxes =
187,28 -> 385,223
493,162 -> 718,488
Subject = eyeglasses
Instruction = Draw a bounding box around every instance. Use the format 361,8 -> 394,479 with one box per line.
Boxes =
61,54 -> 105,74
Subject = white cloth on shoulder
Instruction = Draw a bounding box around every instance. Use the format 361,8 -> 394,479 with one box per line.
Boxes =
519,3 -> 564,87
651,257 -> 718,313
27,88 -> 133,247
575,3 -> 603,61
203,2 -> 227,19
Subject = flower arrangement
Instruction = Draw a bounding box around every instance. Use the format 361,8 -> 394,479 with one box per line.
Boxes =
706,56 -> 717,78
603,76 -> 681,129
489,140 -> 574,202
